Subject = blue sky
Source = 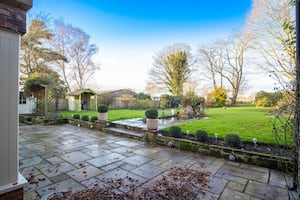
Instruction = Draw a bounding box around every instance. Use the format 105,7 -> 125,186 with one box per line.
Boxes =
29,0 -> 273,95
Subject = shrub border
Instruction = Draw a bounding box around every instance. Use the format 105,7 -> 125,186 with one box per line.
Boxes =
144,132 -> 293,171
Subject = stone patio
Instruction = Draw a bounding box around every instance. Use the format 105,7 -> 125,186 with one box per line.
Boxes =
19,124 -> 296,199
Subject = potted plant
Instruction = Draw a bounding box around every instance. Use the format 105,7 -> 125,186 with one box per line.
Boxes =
145,108 -> 159,130
98,104 -> 108,121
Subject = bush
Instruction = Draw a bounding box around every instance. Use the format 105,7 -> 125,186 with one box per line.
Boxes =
81,115 -> 89,121
195,130 -> 208,142
169,126 -> 182,138
98,104 -> 108,113
90,116 -> 98,122
73,114 -> 80,119
145,108 -> 158,119
224,133 -> 241,148
130,99 -> 156,109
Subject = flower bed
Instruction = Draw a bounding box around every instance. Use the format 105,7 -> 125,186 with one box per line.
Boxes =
144,132 -> 293,171
19,114 -> 67,125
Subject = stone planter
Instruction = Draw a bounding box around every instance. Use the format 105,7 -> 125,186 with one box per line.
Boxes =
146,118 -> 158,130
98,112 -> 108,121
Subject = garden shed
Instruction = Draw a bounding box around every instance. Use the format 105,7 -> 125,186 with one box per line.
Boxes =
97,89 -> 136,109
67,88 -> 97,111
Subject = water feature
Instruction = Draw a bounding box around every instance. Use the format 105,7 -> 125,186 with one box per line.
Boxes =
112,116 -> 196,130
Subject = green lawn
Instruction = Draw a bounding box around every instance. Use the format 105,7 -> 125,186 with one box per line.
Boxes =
59,107 -> 292,145
59,109 -> 172,121
166,107 -> 293,145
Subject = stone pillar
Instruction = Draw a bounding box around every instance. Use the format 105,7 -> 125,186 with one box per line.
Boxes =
0,0 -> 32,199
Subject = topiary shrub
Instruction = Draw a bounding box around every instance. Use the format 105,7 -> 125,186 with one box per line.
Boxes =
98,104 -> 108,113
145,108 -> 158,119
169,126 -> 182,138
224,133 -> 242,148
195,130 -> 208,142
90,116 -> 98,122
81,115 -> 89,121
73,114 -> 80,119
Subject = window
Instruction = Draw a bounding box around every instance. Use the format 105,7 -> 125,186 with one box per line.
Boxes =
19,92 -> 26,104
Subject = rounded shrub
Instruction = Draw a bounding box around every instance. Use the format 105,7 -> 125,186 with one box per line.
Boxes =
90,116 -> 98,122
73,114 -> 80,119
81,115 -> 89,121
195,130 -> 208,142
169,126 -> 182,138
145,108 -> 158,119
98,104 -> 108,113
224,133 -> 242,148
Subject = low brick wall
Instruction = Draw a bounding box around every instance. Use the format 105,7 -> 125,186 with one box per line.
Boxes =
144,132 -> 293,171
19,115 -> 67,125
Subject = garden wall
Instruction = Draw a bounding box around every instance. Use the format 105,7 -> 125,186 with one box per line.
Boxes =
54,118 -> 293,172
143,131 -> 293,171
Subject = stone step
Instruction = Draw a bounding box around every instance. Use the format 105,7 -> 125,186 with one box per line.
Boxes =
103,127 -> 144,140
110,122 -> 144,132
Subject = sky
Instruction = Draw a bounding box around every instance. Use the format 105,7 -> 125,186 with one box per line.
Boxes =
29,0 -> 275,96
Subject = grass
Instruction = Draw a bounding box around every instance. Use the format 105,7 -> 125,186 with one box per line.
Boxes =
59,107 -> 293,145
59,109 -> 172,121
165,107 -> 293,145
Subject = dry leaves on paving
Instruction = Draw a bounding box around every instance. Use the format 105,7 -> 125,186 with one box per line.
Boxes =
48,167 -> 211,200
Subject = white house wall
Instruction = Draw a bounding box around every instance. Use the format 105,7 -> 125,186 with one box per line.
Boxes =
19,97 -> 35,114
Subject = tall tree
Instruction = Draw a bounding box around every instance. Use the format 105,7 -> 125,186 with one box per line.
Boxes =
52,19 -> 99,91
20,19 -> 66,78
222,34 -> 249,105
197,41 -> 225,89
247,0 -> 295,82
197,34 -> 248,105
147,43 -> 194,96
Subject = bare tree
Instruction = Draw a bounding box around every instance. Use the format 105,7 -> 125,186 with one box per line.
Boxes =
147,43 -> 194,96
222,34 -> 249,105
52,19 -> 99,91
197,35 -> 248,105
247,0 -> 295,82
197,41 -> 225,89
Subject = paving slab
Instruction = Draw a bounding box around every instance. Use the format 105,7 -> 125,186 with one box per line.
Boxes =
269,169 -> 291,189
122,154 -> 152,166
111,146 -> 134,154
220,162 -> 269,183
245,180 -> 289,200
39,162 -> 76,178
67,165 -> 104,182
97,168 -> 147,193
100,160 -> 125,171
24,174 -> 52,193
80,177 -> 106,188
115,140 -> 144,147
87,153 -> 126,167
19,124 -> 293,199
227,181 -> 246,192
20,156 -> 44,168
220,188 -> 252,200
37,178 -> 85,198
206,176 -> 228,195
131,163 -> 166,179
59,151 -> 92,164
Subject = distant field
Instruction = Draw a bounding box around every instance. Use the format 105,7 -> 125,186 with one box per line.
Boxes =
59,109 -> 172,121
165,107 -> 293,145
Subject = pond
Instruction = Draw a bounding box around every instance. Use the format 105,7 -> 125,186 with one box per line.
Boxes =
112,116 -> 197,130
